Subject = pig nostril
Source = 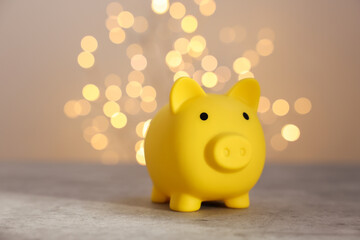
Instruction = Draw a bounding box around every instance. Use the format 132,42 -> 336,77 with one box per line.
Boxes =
240,148 -> 246,156
223,147 -> 230,157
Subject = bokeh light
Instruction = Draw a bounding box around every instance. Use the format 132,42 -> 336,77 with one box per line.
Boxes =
75,99 -> 91,116
199,0 -> 216,16
189,35 -> 206,53
136,147 -> 146,165
136,121 -> 146,138
201,72 -> 218,88
92,115 -> 109,132
281,124 -> 301,142
81,36 -> 98,52
105,85 -> 122,101
105,16 -> 119,31
117,11 -> 134,29
201,55 -> 218,72
143,119 -> 151,137
174,37 -> 190,54
124,98 -> 141,115
233,57 -> 251,74
258,96 -> 271,113
193,70 -> 204,85
169,61 -> 185,73
103,101 -> 120,117
173,71 -> 189,81
169,2 -> 186,19
181,15 -> 198,33
135,119 -> 151,138
152,0 -> 169,14
259,111 -> 277,125
219,27 -> 236,43
83,126 -> 98,143
77,52 -> 95,69
104,73 -> 121,87
126,43 -> 143,59
109,27 -> 126,44
133,16 -> 148,33
82,84 -> 100,101
256,38 -> 274,56
271,133 -> 288,151
91,133 -> 108,150
126,81 -> 142,98
73,101 -> 83,117
272,99 -> 289,116
294,97 -> 312,115
188,49 -> 203,58
131,54 -> 147,71
106,2 -> 123,16
128,70 -> 145,84
215,66 -> 231,83
64,100 -> 78,118
126,44 -> 143,59
140,86 -> 157,102
111,112 -> 128,128
238,71 -> 254,80
242,50 -> 259,67
211,81 -> 225,92
141,100 -> 157,113
166,50 -> 182,68
135,140 -> 144,152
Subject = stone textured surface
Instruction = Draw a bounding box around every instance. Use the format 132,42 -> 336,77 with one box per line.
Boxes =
0,162 -> 359,239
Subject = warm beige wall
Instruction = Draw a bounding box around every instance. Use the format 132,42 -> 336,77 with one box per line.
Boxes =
0,0 -> 359,164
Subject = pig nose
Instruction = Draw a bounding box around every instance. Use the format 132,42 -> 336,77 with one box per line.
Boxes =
206,133 -> 252,172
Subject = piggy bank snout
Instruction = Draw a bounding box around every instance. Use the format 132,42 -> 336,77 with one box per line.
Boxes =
206,133 -> 252,172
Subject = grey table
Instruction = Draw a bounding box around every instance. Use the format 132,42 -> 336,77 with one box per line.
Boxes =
0,162 -> 359,240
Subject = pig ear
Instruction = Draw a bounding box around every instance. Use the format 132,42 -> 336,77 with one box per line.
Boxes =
170,77 -> 205,113
226,78 -> 261,110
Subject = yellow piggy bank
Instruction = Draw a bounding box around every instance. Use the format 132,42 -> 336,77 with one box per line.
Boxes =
144,77 -> 266,212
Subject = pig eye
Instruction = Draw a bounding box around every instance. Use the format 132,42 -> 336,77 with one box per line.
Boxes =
243,112 -> 249,120
200,112 -> 208,121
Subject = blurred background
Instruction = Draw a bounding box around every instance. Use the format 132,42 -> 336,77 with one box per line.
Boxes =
0,0 -> 359,165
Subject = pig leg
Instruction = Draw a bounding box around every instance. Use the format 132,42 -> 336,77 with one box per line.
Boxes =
151,186 -> 169,203
169,193 -> 202,212
224,193 -> 250,209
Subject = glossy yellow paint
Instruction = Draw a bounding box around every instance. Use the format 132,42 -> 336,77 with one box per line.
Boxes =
144,77 -> 266,212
